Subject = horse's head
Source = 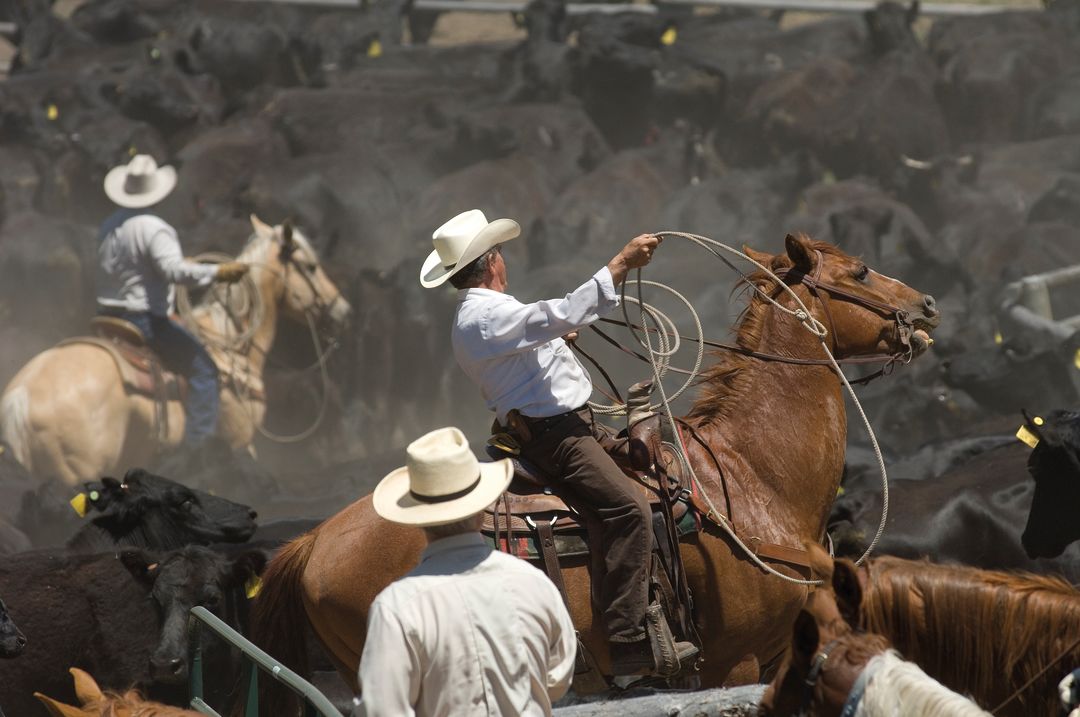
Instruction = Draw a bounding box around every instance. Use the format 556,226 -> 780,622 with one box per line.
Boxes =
760,552 -> 889,716
249,215 -> 352,335
746,233 -> 941,362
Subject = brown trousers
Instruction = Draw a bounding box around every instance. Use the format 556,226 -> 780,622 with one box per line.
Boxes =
516,406 -> 651,643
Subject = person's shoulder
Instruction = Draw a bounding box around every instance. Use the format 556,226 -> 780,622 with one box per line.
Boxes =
485,551 -> 552,580
130,213 -> 176,235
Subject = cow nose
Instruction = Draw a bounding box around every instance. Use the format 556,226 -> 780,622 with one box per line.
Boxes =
922,294 -> 938,317
150,656 -> 187,679
248,509 -> 258,520
15,634 -> 26,649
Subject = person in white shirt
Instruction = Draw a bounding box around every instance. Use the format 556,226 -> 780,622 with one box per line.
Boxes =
419,210 -> 695,677
97,154 -> 248,446
357,426 -> 577,717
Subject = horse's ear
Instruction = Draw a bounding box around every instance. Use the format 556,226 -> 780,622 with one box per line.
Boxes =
784,233 -> 816,274
281,219 -> 295,252
742,245 -> 773,268
33,692 -> 89,717
250,214 -> 274,239
70,667 -> 105,705
832,559 -> 863,629
118,548 -> 161,585
793,610 -> 820,665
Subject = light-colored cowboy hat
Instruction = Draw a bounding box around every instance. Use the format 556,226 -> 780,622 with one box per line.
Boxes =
103,154 -> 177,209
373,426 -> 512,527
420,209 -> 520,288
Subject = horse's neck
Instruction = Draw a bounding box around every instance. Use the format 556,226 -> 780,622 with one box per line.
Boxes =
692,307 -> 846,538
192,239 -> 281,376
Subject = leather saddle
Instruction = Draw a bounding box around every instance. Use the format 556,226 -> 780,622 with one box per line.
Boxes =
59,316 -> 187,403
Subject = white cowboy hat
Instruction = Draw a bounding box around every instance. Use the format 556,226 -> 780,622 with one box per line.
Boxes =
103,154 -> 177,209
420,209 -> 520,288
373,427 -> 513,527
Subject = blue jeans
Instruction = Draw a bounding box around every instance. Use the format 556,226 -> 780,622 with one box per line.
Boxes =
103,311 -> 220,444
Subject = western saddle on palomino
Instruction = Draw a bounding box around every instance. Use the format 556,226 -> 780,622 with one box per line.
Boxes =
482,381 -> 703,689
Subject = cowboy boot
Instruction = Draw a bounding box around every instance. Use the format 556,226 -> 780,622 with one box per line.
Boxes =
610,604 -> 699,677
625,379 -> 655,428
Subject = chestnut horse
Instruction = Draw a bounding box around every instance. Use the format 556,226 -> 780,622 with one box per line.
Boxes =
250,233 -> 940,699
859,556 -> 1080,716
36,667 -> 204,717
0,216 -> 351,486
761,549 -> 989,716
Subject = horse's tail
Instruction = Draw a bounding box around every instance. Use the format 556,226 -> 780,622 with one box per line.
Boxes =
0,386 -> 32,472
247,529 -> 318,716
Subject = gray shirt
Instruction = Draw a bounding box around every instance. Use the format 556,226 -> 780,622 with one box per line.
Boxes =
96,210 -> 218,316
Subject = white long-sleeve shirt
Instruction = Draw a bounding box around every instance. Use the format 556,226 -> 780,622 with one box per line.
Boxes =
357,533 -> 576,717
96,210 -> 219,316
452,267 -> 620,422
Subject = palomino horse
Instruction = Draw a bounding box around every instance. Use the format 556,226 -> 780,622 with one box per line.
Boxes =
760,548 -> 990,717
250,233 -> 940,699
0,216 -> 351,486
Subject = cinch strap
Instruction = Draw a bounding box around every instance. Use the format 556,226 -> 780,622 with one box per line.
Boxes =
410,475 -> 481,504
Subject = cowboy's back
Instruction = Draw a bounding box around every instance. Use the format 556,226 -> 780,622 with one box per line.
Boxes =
97,209 -> 217,316
358,533 -> 576,717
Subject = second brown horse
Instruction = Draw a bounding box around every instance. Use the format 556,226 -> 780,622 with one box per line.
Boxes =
250,233 -> 941,701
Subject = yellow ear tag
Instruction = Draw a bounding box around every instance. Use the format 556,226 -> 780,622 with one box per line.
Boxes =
1073,348 -> 1080,371
46,104 -> 59,121
1016,424 -> 1040,449
994,330 -> 1003,345
70,493 -> 89,518
660,27 -> 677,46
245,575 -> 263,599
367,40 -> 383,58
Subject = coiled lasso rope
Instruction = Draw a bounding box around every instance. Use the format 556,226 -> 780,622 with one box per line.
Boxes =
584,231 -> 891,586
175,253 -> 334,444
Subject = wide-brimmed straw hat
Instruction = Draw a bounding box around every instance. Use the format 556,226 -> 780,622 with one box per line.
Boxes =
420,209 -> 520,288
103,154 -> 177,209
373,427 -> 512,527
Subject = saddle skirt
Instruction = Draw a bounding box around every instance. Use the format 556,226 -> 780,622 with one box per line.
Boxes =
58,317 -> 187,402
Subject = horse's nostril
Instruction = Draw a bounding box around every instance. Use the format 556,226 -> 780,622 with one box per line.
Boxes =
923,294 -> 938,315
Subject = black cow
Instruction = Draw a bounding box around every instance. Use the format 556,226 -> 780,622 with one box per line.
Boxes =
0,596 -> 25,658
65,468 -> 259,552
832,439 -> 1080,580
0,545 -> 266,715
15,467 -> 257,551
1020,409 -> 1080,560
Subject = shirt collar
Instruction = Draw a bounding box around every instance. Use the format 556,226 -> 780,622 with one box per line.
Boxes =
420,532 -> 488,563
458,287 -> 510,302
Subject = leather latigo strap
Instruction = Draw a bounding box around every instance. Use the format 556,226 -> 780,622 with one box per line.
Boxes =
535,520 -> 568,602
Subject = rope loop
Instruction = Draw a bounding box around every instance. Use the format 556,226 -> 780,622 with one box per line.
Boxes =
580,231 -> 894,585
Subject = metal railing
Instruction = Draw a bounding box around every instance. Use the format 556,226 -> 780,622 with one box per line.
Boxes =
187,606 -> 341,717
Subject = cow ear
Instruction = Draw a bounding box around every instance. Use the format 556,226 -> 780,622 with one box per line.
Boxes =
70,667 -> 105,705
832,559 -> 863,629
784,233 -> 816,274
793,610 -> 820,667
118,548 -> 160,584
232,550 -> 269,585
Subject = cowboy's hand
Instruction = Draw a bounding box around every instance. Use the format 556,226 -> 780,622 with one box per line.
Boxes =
216,262 -> 249,283
563,331 -> 579,343
608,234 -> 662,285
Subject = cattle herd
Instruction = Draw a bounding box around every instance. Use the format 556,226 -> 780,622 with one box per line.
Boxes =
3,0 -> 1080,714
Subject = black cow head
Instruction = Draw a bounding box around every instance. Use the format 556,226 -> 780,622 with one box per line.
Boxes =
1021,409 -> 1080,559
73,468 -> 257,550
0,597 -> 26,658
864,0 -> 920,56
120,546 -> 268,684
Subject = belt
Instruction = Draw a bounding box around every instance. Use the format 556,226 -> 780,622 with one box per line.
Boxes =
518,405 -> 589,432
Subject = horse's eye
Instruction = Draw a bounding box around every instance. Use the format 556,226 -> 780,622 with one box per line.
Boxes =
855,265 -> 870,282
306,262 -> 318,273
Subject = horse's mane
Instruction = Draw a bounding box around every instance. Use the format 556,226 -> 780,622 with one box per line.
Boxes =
100,689 -> 203,716
859,651 -> 990,717
863,557 -> 1080,715
686,236 -> 850,425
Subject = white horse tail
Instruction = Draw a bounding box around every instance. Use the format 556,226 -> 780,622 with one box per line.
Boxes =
0,386 -> 32,472
856,651 -> 992,717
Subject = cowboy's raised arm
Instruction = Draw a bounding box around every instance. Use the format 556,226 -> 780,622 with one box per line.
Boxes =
146,222 -> 219,287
